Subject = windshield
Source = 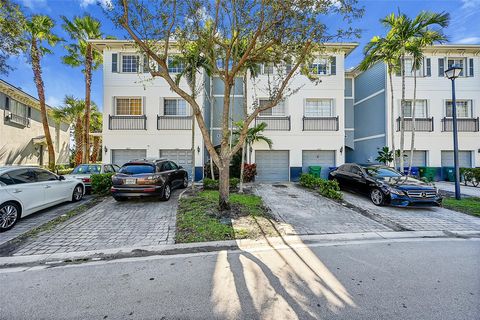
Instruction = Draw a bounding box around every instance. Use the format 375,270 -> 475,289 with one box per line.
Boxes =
119,165 -> 155,175
365,167 -> 402,178
72,165 -> 101,174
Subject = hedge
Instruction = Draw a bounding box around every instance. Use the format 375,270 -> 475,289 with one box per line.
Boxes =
299,173 -> 343,200
203,178 -> 240,190
460,168 -> 480,187
91,173 -> 115,196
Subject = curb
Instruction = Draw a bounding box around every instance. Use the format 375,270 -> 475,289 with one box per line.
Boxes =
1,230 -> 478,268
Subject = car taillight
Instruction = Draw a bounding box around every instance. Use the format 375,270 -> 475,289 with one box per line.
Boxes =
82,178 -> 91,183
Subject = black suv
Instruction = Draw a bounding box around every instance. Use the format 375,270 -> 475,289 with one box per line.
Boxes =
111,159 -> 188,201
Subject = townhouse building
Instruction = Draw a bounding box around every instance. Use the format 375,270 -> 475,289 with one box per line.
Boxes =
348,44 -> 480,170
92,40 -> 357,181
0,79 -> 70,166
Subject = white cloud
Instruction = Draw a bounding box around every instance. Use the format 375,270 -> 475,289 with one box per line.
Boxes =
19,0 -> 47,9
78,0 -> 112,9
456,37 -> 480,44
461,0 -> 480,10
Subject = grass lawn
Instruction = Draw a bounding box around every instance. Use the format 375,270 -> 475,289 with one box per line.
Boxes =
443,197 -> 480,217
176,190 -> 282,243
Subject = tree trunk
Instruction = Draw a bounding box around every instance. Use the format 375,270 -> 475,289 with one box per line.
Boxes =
31,38 -> 55,170
239,72 -> 249,193
218,163 -> 230,211
74,117 -> 83,166
90,136 -> 101,163
399,54 -> 406,172
408,71 -> 418,175
191,111 -> 196,190
239,142 -> 246,193
388,70 -> 396,167
83,44 -> 93,164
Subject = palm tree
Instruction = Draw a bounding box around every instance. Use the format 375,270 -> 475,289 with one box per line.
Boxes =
234,122 -> 273,164
360,36 -> 400,166
89,106 -> 102,163
24,15 -> 61,170
382,11 -> 449,171
61,14 -> 109,164
175,42 -> 212,190
52,96 -> 85,166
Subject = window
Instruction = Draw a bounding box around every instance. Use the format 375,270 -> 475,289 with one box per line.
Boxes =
9,99 -> 28,117
119,164 -> 155,174
34,169 -> 58,182
403,58 -> 423,77
304,99 -> 333,117
0,174 -> 14,186
161,162 -> 173,172
164,98 -> 189,116
168,57 -> 185,73
445,100 -> 473,118
447,58 -> 465,76
8,169 -> 35,184
258,99 -> 286,116
103,165 -> 114,173
121,55 -> 140,73
261,63 -> 274,75
402,100 -> 428,118
72,165 -> 101,174
309,58 -> 330,75
169,161 -> 178,170
115,97 -> 143,116
349,166 -> 363,176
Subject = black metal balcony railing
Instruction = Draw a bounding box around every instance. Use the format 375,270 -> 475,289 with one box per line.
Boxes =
157,115 -> 192,130
441,117 -> 479,132
5,112 -> 30,127
255,116 -> 291,131
108,115 -> 147,130
396,117 -> 434,132
303,116 -> 339,131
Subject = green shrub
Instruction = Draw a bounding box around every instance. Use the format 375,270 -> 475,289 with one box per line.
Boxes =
461,168 -> 480,186
203,178 -> 240,190
299,173 -> 343,200
91,173 -> 114,196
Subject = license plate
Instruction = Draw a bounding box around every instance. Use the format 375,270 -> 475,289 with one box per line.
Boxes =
125,178 -> 136,185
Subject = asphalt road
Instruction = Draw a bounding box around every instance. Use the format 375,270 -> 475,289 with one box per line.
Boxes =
1,238 -> 479,320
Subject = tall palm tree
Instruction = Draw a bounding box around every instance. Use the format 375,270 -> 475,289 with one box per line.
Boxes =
61,14 -> 109,164
89,106 -> 102,163
24,15 -> 61,170
360,36 -> 400,166
382,11 -> 449,171
52,96 -> 85,166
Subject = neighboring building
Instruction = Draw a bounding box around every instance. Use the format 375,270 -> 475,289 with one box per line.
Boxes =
348,44 -> 480,169
91,40 -> 357,181
0,79 -> 70,166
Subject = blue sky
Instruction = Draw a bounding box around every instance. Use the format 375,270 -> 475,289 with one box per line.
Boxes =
3,0 -> 480,112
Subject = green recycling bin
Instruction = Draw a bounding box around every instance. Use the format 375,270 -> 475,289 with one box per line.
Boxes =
443,167 -> 455,182
308,166 -> 322,178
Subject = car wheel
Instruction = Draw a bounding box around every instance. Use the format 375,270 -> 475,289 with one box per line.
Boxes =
370,188 -> 385,206
72,184 -> 84,202
162,184 -> 171,201
0,202 -> 20,232
113,196 -> 126,202
180,175 -> 188,189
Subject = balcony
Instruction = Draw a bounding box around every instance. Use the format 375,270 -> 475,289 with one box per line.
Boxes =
157,115 -> 192,130
441,117 -> 479,132
255,116 -> 291,131
108,115 -> 147,130
4,112 -> 30,127
396,117 -> 434,132
303,116 -> 339,131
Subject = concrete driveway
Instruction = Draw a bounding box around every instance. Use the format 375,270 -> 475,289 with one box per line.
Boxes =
7,191 -> 179,256
342,191 -> 480,232
254,183 -> 390,235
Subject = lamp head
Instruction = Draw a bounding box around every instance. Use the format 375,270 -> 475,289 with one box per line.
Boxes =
445,65 -> 463,79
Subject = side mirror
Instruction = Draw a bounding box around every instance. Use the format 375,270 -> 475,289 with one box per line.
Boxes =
58,175 -> 66,181
178,165 -> 183,169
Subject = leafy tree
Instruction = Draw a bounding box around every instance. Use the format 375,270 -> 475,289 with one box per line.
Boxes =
107,0 -> 362,210
0,0 -> 26,74
62,14 -> 111,163
375,146 -> 394,166
24,15 -> 62,170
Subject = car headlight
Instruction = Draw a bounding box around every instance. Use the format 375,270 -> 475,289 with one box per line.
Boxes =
387,187 -> 405,196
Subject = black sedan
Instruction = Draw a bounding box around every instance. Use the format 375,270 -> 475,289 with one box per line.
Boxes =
111,159 -> 188,201
328,164 -> 442,207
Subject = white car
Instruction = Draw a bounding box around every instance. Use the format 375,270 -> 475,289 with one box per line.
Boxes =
67,163 -> 120,192
0,166 -> 85,232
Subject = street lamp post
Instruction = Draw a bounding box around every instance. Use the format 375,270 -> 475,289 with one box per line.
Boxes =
445,65 -> 463,200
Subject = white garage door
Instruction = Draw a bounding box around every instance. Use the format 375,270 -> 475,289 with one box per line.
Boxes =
441,151 -> 472,168
256,150 -> 289,182
160,149 -> 193,180
302,150 -> 335,178
111,149 -> 147,166
402,150 -> 427,167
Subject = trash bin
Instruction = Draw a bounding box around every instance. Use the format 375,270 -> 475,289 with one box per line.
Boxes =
419,167 -> 436,182
443,167 -> 455,182
403,167 -> 419,177
308,166 -> 322,178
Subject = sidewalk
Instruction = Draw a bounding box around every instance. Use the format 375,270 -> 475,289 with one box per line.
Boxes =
434,181 -> 480,197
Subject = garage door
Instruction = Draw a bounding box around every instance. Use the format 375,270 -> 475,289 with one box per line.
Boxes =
441,151 -> 472,168
256,150 -> 289,182
111,149 -> 147,166
402,151 -> 427,167
160,149 -> 193,180
302,150 -> 335,179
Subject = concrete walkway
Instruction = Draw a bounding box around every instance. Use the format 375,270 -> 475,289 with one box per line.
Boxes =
434,181 -> 480,197
254,183 -> 390,235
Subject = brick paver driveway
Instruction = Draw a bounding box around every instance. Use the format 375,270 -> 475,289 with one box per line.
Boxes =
342,191 -> 480,232
10,191 -> 179,256
255,183 -> 391,235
